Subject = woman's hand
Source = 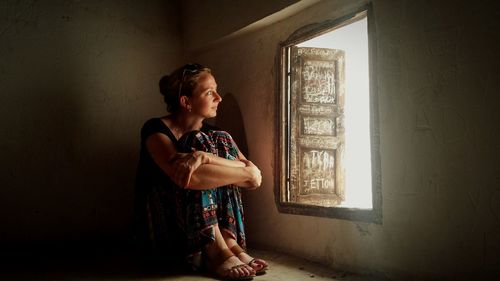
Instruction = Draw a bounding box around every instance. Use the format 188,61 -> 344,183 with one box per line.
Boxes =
170,151 -> 208,188
241,159 -> 262,189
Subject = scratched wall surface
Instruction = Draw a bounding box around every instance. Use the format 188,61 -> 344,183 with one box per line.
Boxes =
188,0 -> 500,279
0,0 -> 182,241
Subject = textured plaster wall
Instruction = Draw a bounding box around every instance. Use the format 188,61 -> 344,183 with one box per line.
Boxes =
0,0 -> 182,241
189,0 -> 500,279
180,0 -> 300,53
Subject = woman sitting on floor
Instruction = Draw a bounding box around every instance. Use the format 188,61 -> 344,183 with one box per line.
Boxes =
134,63 -> 268,280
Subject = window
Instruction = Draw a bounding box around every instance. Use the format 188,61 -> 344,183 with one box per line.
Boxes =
275,5 -> 382,223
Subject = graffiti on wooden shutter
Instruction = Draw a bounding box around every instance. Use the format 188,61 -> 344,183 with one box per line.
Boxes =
289,47 -> 345,207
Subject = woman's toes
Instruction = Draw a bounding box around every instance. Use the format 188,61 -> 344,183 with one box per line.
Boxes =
237,267 -> 246,276
249,259 -> 262,268
230,268 -> 240,279
233,266 -> 250,278
239,266 -> 251,276
219,257 -> 255,278
245,265 -> 256,275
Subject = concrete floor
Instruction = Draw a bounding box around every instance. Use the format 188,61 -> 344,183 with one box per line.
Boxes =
0,246 -> 385,281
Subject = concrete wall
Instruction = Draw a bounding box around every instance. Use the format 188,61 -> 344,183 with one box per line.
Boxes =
188,0 -> 500,280
0,0 -> 182,242
180,0 -> 301,53
1,0 -> 499,279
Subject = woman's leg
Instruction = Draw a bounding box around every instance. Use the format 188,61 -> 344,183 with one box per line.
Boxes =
200,130 -> 268,273
178,188 -> 255,279
204,224 -> 255,279
221,230 -> 269,273
178,130 -> 255,278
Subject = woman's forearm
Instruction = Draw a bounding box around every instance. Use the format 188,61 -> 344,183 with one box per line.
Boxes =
188,164 -> 251,190
205,153 -> 245,168
234,180 -> 259,190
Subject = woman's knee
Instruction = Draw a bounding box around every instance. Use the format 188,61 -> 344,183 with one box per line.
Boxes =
208,130 -> 240,159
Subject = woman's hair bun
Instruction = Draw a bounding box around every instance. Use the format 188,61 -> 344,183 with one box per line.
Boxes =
158,63 -> 211,113
159,75 -> 170,96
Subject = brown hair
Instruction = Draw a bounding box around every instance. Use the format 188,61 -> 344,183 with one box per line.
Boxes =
159,63 -> 212,112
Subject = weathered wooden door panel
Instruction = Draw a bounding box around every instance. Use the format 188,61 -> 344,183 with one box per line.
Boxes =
290,47 -> 345,207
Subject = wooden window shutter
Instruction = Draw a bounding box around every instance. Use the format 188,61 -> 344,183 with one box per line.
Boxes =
289,46 -> 346,207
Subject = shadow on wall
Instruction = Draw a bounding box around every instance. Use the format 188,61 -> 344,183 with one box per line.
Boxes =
215,92 -> 249,158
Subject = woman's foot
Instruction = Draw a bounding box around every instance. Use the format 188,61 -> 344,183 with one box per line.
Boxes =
208,249 -> 255,280
229,245 -> 268,275
220,257 -> 254,279
220,228 -> 268,275
205,225 -> 255,280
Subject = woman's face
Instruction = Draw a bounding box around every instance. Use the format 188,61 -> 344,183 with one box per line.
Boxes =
189,72 -> 222,118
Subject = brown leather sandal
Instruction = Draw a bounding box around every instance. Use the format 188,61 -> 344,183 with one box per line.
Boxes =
230,245 -> 269,275
208,248 -> 255,281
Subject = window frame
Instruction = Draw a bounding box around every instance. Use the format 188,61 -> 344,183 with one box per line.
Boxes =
274,4 -> 382,223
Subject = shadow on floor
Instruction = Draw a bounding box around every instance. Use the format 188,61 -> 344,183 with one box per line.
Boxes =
0,242 -> 388,281
0,241 -> 188,280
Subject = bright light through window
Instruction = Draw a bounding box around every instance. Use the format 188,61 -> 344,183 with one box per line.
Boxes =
297,18 -> 372,209
277,7 -> 381,222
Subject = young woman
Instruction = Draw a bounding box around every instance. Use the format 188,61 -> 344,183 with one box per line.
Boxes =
134,63 -> 268,280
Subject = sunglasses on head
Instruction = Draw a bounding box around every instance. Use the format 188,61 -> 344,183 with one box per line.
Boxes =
178,63 -> 204,99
